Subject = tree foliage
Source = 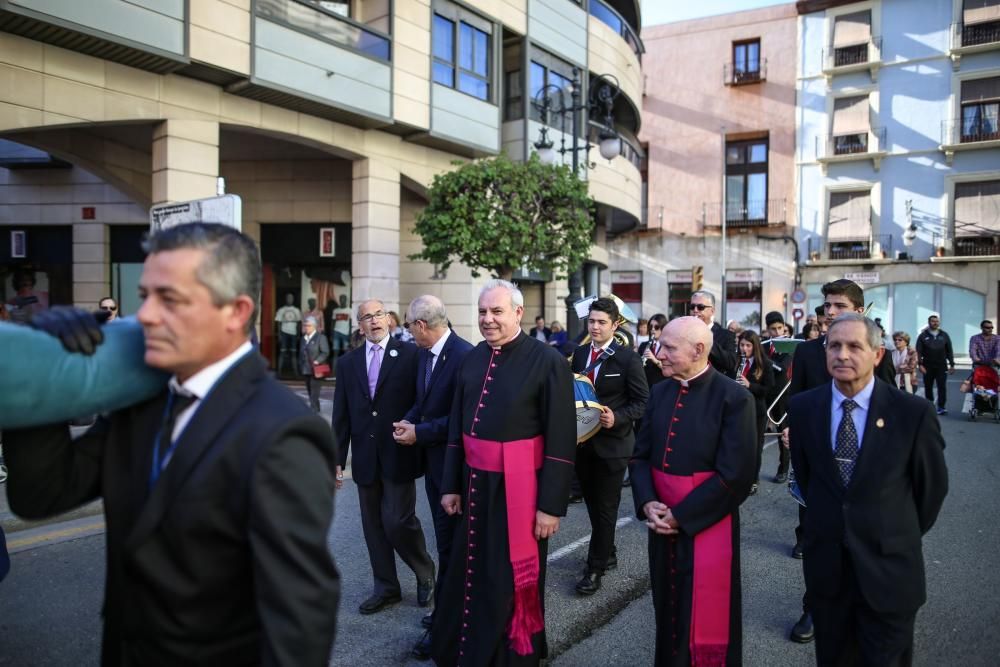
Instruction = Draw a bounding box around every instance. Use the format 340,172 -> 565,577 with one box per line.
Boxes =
411,153 -> 594,280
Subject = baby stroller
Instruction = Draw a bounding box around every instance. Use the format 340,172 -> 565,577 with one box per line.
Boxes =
968,365 -> 1000,422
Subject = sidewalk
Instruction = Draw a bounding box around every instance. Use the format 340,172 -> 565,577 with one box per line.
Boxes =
1,377 -> 340,533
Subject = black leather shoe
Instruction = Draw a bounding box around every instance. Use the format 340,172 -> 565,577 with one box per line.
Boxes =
359,592 -> 402,615
412,630 -> 432,660
417,578 -> 434,607
790,612 -> 814,643
606,554 -> 618,571
421,612 -> 434,629
791,542 -> 804,559
774,471 -> 788,484
575,570 -> 602,596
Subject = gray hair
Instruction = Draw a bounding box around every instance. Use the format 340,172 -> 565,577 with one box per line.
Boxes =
356,299 -> 385,321
828,313 -> 882,350
143,223 -> 260,334
304,316 -> 318,327
691,290 -> 716,307
480,279 -> 524,308
407,295 -> 448,329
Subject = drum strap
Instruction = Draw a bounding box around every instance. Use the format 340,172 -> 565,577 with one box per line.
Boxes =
580,344 -> 616,377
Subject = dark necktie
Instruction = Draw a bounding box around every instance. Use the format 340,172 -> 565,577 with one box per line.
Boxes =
157,388 -> 197,470
424,351 -> 435,392
833,398 -> 859,487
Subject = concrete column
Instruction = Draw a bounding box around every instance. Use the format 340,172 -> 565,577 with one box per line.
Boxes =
351,158 -> 401,313
151,120 -> 219,204
72,223 -> 109,308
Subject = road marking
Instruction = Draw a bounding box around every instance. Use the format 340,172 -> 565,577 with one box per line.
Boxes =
7,516 -> 106,554
547,516 -> 633,563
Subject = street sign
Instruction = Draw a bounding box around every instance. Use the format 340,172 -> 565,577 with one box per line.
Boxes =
149,194 -> 242,233
792,307 -> 804,321
791,289 -> 806,303
844,271 -> 880,285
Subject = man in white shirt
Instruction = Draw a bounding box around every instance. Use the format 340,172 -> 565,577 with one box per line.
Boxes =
274,293 -> 302,376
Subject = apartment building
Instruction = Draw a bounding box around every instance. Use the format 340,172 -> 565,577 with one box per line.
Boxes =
796,0 -> 1000,353
0,0 -> 644,364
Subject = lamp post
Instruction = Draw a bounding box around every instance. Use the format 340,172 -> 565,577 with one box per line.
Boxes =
531,67 -> 623,338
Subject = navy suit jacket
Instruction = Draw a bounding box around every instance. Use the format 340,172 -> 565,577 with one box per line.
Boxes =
332,337 -> 421,485
789,379 -> 948,614
403,332 -> 474,487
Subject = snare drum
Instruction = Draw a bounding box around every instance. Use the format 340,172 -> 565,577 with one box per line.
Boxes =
573,373 -> 606,444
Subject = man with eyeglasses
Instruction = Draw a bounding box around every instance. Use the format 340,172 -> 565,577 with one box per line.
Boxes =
98,297 -> 119,322
331,299 -> 436,616
969,320 -> 998,369
390,295 -> 473,659
689,291 -> 738,377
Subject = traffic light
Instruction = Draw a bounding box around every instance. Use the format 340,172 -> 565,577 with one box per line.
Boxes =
691,265 -> 703,292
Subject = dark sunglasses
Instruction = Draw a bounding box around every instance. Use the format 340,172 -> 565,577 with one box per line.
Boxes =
99,305 -> 118,312
689,304 -> 711,312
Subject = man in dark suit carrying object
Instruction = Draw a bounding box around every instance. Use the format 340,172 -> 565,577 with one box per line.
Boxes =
570,297 -> 649,595
5,223 -> 340,666
332,299 -> 435,616
790,313 -> 947,666
391,295 -> 473,659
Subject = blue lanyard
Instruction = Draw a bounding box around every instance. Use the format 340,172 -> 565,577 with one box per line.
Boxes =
149,391 -> 190,489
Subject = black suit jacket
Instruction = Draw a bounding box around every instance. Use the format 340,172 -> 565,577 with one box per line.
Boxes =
571,343 -> 649,458
710,322 -> 738,377
332,337 -> 421,485
528,326 -> 552,341
637,339 -> 666,389
5,352 -> 340,666
789,379 -> 948,614
403,332 -> 474,488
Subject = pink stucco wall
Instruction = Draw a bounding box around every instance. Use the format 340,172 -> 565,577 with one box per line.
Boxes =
640,4 -> 798,235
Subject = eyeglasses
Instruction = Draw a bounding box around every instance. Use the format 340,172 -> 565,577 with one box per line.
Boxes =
403,320 -> 423,329
99,305 -> 117,312
358,310 -> 386,324
689,303 -> 711,312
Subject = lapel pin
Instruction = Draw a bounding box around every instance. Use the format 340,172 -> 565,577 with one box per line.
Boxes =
875,418 -> 885,429
389,349 -> 398,358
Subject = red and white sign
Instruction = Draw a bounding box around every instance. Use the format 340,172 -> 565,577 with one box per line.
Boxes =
792,308 -> 805,321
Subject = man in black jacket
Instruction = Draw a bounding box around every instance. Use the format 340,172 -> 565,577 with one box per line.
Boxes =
690,290 -> 737,377
571,298 -> 649,595
790,313 -> 947,666
915,314 -> 955,415
5,223 -> 340,666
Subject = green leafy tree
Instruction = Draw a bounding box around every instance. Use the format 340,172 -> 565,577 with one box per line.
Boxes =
411,153 -> 594,281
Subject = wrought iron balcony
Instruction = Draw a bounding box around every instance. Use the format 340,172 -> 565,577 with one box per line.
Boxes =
822,37 -> 882,79
807,233 -> 892,261
952,20 -> 1000,50
934,230 -> 1000,257
724,60 -> 767,86
942,110 -> 1000,145
704,199 -> 787,229
589,0 -> 644,58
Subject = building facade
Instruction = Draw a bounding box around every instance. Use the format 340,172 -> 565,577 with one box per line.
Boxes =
797,0 -> 1000,355
0,0 -> 644,364
606,3 -> 799,333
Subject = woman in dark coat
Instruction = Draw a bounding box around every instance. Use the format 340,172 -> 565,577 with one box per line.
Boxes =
736,330 -> 773,495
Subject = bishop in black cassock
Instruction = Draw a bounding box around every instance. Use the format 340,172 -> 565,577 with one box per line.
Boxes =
431,282 -> 576,667
630,317 -> 756,667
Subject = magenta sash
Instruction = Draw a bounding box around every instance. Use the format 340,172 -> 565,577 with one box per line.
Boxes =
652,469 -> 732,667
463,435 -> 545,656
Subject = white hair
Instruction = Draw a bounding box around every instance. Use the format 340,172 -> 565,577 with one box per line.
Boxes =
480,279 -> 524,308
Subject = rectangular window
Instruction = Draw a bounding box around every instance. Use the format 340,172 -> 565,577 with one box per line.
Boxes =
732,39 -> 761,83
432,5 -> 492,101
725,139 -> 768,226
960,77 -> 1000,143
666,271 -> 693,322
831,95 -> 870,155
955,179 -> 1000,255
828,191 -> 871,259
832,10 -> 871,66
725,269 -> 763,333
962,0 -> 1000,46
528,56 -> 575,129
611,271 -> 642,320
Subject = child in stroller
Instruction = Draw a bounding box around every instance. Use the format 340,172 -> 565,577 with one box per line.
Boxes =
968,364 -> 1000,422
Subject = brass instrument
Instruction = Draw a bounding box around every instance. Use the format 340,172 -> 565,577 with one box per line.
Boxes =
574,294 -> 637,351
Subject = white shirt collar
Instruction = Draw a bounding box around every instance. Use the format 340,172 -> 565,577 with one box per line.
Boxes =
592,337 -> 614,353
429,328 -> 451,357
678,363 -> 711,387
831,375 -> 876,412
366,335 -> 389,356
169,340 -> 253,400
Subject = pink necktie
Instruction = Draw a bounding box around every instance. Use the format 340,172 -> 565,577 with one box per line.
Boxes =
368,345 -> 382,398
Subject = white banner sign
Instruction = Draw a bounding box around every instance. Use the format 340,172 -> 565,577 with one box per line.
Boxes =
611,271 -> 642,284
150,194 -> 242,232
844,271 -> 880,284
667,270 -> 692,283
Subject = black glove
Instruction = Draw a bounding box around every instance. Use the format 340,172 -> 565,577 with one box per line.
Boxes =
28,306 -> 110,355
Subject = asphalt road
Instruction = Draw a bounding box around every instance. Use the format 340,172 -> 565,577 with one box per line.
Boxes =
2,375 -> 998,666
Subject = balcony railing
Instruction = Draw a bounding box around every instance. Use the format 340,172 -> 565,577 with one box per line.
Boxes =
819,127 -> 886,159
952,20 -> 1000,49
807,233 -> 892,261
587,122 -> 643,169
934,230 -> 1000,257
942,110 -> 1000,145
704,199 -> 787,228
822,37 -> 882,71
256,0 -> 391,60
723,60 -> 768,86
589,0 -> 644,57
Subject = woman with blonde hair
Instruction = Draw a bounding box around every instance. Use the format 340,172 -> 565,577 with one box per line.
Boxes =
892,331 -> 919,393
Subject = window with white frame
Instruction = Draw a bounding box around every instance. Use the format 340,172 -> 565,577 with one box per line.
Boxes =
961,0 -> 1000,47
831,95 -> 871,154
832,10 -> 872,66
960,77 -> 1000,142
827,191 -> 872,259
954,179 -> 1000,255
